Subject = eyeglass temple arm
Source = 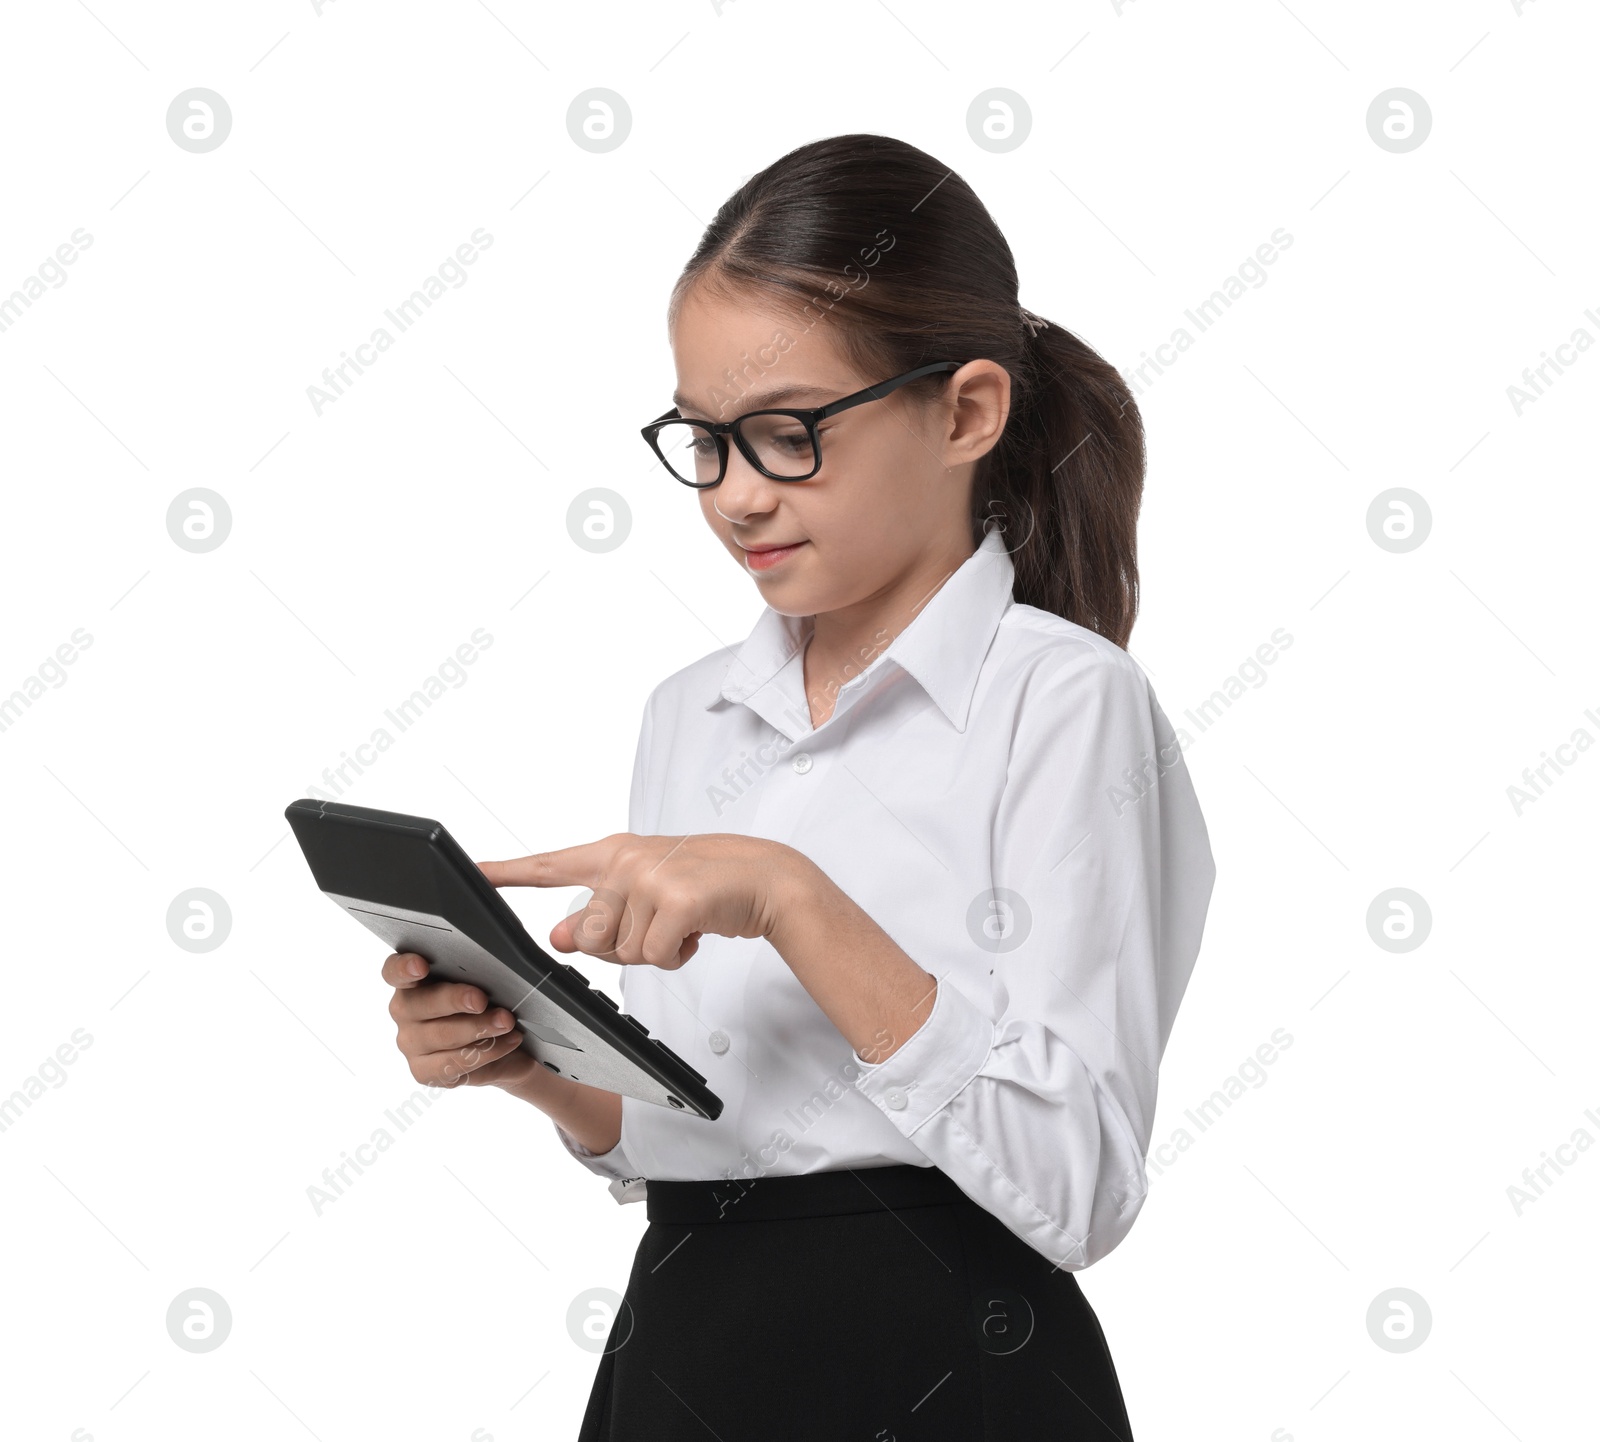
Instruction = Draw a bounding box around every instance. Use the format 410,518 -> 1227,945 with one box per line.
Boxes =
644,360 -> 962,434
815,361 -> 964,420
812,358 -> 960,416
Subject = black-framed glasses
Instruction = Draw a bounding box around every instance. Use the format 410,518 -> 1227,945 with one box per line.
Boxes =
640,361 -> 964,488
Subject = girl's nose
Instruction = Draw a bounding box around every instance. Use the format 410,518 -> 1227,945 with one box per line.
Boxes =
708,453 -> 782,523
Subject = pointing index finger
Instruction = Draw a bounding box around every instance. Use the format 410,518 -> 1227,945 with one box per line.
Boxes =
477,837 -> 620,890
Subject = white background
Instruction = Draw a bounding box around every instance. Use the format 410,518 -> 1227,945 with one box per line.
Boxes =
1,1 -> 1594,1439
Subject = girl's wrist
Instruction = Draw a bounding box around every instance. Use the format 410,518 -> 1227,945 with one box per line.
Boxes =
504,1061 -> 624,1154
764,843 -> 828,947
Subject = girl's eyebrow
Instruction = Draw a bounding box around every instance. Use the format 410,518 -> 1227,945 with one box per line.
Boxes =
672,382 -> 836,416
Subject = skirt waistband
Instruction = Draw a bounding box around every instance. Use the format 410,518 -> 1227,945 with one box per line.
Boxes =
645,1162 -> 966,1225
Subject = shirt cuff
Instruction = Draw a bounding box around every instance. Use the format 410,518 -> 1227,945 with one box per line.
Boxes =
850,976 -> 994,1135
553,1119 -> 645,1200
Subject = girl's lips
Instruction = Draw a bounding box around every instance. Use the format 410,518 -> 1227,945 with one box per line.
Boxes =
743,541 -> 807,571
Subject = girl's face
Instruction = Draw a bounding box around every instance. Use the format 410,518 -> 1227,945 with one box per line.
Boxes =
668,282 -> 1009,618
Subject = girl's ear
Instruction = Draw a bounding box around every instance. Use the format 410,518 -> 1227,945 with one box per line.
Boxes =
945,360 -> 1012,466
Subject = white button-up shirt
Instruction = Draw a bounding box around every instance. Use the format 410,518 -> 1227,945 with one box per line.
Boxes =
555,526 -> 1216,1270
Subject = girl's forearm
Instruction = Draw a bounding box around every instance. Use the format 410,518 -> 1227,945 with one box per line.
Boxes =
506,1064 -> 624,1155
768,849 -> 939,1065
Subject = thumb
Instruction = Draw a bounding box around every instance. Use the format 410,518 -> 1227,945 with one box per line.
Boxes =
548,911 -> 579,953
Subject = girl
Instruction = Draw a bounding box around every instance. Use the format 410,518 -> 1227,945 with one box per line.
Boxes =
383,133 -> 1215,1438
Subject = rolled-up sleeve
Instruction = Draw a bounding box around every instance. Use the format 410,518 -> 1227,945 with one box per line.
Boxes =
851,645 -> 1215,1270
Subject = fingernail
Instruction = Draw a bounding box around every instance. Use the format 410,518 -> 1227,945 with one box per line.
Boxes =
407,956 -> 426,976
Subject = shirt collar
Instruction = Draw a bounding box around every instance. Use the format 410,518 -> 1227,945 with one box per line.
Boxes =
709,526 -> 1015,737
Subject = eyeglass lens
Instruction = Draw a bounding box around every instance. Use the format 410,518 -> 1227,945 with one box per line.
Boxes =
654,413 -> 817,485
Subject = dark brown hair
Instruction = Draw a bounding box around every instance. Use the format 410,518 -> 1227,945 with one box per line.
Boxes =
667,133 -> 1145,648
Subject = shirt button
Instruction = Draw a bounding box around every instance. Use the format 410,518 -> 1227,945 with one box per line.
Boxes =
885,1089 -> 907,1111
708,1029 -> 730,1055
792,753 -> 813,774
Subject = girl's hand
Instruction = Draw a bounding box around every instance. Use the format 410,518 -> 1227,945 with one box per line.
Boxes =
479,833 -> 800,970
380,949 -> 539,1090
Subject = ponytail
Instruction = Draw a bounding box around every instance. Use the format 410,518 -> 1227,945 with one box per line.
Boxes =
976,317 -> 1144,648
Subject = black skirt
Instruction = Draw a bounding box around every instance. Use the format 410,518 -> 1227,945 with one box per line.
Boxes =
578,1162 -> 1135,1440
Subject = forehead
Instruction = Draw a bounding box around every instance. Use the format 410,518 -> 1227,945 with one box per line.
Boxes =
669,284 -> 864,417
